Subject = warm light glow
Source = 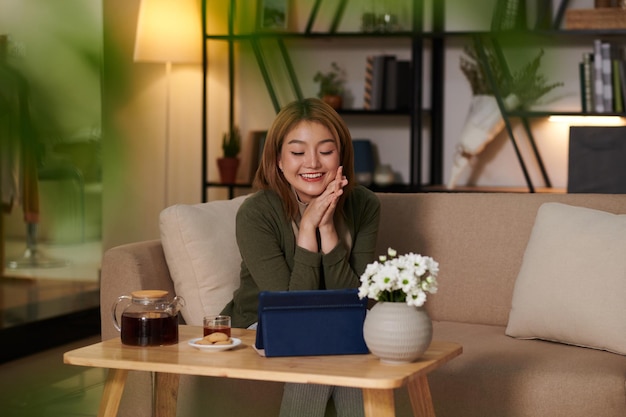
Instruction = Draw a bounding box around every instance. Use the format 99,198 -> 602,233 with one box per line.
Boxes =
134,0 -> 202,63
548,115 -> 624,126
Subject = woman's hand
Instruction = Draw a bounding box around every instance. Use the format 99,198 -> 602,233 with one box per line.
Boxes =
298,166 -> 347,253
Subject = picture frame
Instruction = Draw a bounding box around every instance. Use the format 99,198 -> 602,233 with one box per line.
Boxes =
257,0 -> 289,31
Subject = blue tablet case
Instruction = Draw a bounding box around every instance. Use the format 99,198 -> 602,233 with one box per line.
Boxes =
255,289 -> 369,357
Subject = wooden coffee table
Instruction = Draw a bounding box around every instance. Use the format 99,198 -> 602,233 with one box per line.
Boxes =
64,325 -> 461,417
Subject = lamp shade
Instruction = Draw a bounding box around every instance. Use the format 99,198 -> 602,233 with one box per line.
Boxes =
134,0 -> 202,64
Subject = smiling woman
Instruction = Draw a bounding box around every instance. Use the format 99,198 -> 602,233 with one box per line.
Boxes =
220,97 -> 381,417
278,121 -> 342,204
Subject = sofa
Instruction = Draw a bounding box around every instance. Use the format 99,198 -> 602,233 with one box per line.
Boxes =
100,192 -> 626,417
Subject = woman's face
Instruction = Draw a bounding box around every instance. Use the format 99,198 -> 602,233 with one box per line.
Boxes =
278,120 -> 341,204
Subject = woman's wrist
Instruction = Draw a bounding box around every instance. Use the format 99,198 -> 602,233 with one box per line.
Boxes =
318,225 -> 339,254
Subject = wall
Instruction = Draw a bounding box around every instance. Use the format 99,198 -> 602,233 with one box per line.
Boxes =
100,0 -> 612,250
102,0 -> 204,250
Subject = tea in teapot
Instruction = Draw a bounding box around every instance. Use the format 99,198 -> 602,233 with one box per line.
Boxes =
112,290 -> 185,346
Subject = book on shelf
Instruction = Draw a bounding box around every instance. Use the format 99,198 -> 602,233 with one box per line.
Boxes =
581,53 -> 593,113
395,60 -> 412,112
601,42 -> 613,112
363,55 -> 386,110
383,56 -> 398,111
593,39 -> 605,112
612,60 -> 623,113
364,54 -> 412,112
618,60 -> 626,113
580,40 -> 626,114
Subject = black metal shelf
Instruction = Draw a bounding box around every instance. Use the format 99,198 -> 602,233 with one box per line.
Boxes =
201,0 -> 603,199
201,0 -> 427,201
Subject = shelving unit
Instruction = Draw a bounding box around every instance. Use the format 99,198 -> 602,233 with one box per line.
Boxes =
201,0 -> 426,202
460,0 -> 626,192
201,0 -> 623,200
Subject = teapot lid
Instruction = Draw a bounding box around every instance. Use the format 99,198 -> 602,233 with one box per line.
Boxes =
131,290 -> 168,300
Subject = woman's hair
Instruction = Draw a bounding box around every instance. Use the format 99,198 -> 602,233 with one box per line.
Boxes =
254,97 -> 355,221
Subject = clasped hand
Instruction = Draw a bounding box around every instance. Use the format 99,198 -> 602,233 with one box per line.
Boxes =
298,166 -> 347,253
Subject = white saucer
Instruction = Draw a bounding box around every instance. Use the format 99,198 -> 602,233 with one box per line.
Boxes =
188,337 -> 242,352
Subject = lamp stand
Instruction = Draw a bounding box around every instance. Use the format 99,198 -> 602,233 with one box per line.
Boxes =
163,61 -> 171,208
6,222 -> 68,269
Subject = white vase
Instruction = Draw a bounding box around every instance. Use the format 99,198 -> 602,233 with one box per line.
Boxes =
447,94 -> 520,189
363,301 -> 433,364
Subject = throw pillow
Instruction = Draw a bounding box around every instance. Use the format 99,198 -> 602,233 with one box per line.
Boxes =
506,202 -> 626,355
160,195 -> 249,325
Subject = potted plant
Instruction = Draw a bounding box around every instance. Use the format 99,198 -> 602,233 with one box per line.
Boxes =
217,126 -> 241,184
448,41 -> 563,189
313,62 -> 346,110
358,247 -> 439,364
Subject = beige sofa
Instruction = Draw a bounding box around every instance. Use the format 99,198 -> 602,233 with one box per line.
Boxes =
101,192 -> 626,417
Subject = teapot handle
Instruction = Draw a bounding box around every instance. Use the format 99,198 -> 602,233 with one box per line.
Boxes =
111,295 -> 132,332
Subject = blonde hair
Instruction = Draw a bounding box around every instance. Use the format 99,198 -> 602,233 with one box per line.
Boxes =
254,98 -> 355,221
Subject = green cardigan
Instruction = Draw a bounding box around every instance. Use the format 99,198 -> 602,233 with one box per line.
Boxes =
222,185 -> 380,328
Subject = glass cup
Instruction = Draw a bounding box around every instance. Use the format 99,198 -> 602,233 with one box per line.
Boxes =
203,315 -> 231,337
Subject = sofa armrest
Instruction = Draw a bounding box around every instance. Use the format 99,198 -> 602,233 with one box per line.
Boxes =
100,239 -> 176,341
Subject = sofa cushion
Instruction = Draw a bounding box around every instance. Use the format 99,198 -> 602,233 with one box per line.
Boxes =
159,195 -> 249,325
505,202 -> 626,355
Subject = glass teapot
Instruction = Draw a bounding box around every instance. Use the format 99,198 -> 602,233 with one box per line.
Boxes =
112,290 -> 185,346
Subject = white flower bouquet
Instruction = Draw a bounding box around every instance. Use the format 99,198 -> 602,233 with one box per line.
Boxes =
358,248 -> 439,307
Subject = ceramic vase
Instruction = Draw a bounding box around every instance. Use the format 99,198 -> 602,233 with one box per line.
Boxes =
447,94 -> 519,189
363,301 -> 433,364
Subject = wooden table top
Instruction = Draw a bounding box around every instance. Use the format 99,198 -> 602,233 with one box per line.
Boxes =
64,325 -> 462,390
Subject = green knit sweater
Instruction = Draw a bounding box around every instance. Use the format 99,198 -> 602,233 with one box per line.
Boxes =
221,185 -> 381,328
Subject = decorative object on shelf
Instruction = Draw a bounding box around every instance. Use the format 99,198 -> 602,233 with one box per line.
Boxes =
217,127 -> 241,184
491,0 -> 528,31
565,7 -> 626,29
358,248 -> 439,364
313,62 -> 346,110
361,0 -> 403,33
595,0 -> 619,7
257,0 -> 288,31
532,0 -> 553,30
567,126 -> 626,193
360,12 -> 377,32
448,41 -> 562,189
448,94 -> 520,190
352,139 -> 375,186
373,164 -> 395,187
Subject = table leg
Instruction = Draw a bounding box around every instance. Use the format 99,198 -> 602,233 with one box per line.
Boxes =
362,388 -> 395,417
98,369 -> 128,417
407,374 -> 436,417
154,372 -> 180,417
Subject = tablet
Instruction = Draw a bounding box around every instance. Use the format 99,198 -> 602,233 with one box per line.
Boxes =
255,289 -> 369,357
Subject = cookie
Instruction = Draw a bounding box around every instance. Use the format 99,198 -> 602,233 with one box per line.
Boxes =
204,332 -> 229,343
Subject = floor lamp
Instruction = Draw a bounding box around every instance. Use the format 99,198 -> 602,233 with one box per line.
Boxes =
3,34 -> 67,270
134,0 -> 202,208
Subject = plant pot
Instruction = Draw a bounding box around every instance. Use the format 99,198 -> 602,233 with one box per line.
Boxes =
322,94 -> 343,110
363,301 -> 433,364
217,157 -> 240,184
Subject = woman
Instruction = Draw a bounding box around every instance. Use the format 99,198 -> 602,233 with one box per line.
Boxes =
222,98 -> 380,417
